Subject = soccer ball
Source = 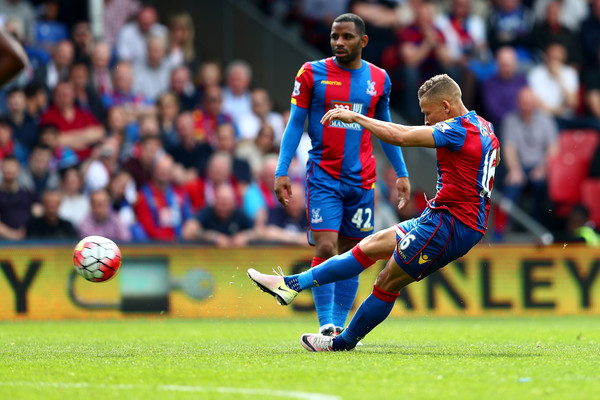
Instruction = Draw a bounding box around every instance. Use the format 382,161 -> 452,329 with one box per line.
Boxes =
73,236 -> 122,282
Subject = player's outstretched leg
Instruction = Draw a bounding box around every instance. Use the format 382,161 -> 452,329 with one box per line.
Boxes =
247,245 -> 376,306
247,268 -> 299,305
300,255 -> 414,352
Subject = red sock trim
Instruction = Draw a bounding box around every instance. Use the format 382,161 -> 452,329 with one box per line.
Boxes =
311,257 -> 326,267
351,245 -> 376,269
372,285 -> 400,303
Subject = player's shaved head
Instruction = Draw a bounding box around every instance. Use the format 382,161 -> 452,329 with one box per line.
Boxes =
333,13 -> 365,37
418,74 -> 462,105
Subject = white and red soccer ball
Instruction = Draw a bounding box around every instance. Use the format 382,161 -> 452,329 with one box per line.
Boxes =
73,236 -> 122,282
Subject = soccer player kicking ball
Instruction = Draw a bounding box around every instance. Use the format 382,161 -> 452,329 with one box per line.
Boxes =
248,74 -> 500,352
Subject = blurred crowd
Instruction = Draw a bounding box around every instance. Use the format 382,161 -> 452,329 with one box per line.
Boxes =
0,0 -> 599,245
0,0 -> 311,245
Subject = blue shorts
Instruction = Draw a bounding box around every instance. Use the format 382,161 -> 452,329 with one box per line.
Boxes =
393,208 -> 483,281
306,162 -> 374,243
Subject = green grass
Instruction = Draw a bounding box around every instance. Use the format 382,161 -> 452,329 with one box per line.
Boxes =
0,317 -> 599,400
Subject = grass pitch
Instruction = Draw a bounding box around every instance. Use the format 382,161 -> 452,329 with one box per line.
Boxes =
0,316 -> 598,400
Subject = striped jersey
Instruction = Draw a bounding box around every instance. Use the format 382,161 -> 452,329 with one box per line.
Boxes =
291,57 -> 392,189
429,111 -> 500,233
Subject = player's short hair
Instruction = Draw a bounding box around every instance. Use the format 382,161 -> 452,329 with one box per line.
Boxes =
333,13 -> 366,37
417,74 -> 462,104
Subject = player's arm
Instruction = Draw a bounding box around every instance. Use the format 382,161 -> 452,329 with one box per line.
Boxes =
274,103 -> 308,206
0,28 -> 28,86
374,106 -> 411,210
321,108 -> 436,148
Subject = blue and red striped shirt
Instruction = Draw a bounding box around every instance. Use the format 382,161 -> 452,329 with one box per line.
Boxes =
430,111 -> 500,233
278,57 -> 407,188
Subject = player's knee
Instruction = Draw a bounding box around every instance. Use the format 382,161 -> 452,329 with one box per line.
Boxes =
375,260 -> 413,293
314,240 -> 337,258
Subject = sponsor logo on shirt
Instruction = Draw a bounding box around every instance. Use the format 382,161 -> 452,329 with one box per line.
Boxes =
328,101 -> 364,131
320,80 -> 342,86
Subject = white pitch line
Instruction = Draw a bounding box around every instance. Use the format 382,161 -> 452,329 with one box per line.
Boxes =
0,381 -> 342,400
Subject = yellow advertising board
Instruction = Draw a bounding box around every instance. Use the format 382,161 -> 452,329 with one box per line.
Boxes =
0,243 -> 598,320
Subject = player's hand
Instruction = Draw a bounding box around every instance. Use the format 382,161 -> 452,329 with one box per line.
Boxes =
395,176 -> 411,211
274,176 -> 292,207
320,108 -> 356,125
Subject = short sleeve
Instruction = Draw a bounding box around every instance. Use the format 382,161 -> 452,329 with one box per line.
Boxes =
291,62 -> 314,109
431,119 -> 467,152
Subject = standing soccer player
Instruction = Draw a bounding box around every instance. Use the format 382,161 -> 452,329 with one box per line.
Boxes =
274,13 -> 410,336
0,28 -> 28,86
249,74 -> 500,351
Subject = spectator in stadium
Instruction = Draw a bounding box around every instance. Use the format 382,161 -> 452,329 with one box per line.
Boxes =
580,0 -> 600,69
486,0 -> 535,64
238,88 -> 285,143
501,86 -> 559,225
0,155 -> 36,240
212,122 -> 251,187
253,181 -> 308,245
527,42 -> 579,129
90,41 -> 113,95
184,151 -> 245,213
0,0 -> 35,45
169,66 -> 198,111
102,61 -> 154,122
480,46 -> 527,130
116,5 -> 167,65
103,0 -> 141,48
5,87 -> 38,154
192,84 -> 236,143
71,21 -> 94,65
532,0 -> 583,68
69,62 -> 105,124
194,60 -> 222,101
395,1 -> 454,124
24,82 -> 48,120
34,0 -> 68,53
81,135 -> 121,194
243,154 -> 281,221
167,12 -> 196,69
533,0 -> 588,33
18,144 -> 60,199
79,188 -> 132,242
108,170 -> 137,234
434,0 -> 491,105
349,0 -> 402,67
26,189 -> 77,239
37,39 -> 74,90
134,154 -> 194,241
236,122 -> 279,176
222,59 -> 253,128
157,92 -> 180,148
39,80 -> 105,161
166,111 -> 213,179
182,183 -> 256,247
133,34 -> 175,101
122,134 -> 163,189
104,106 -> 133,159
0,118 -> 27,168
37,124 -> 78,171
57,166 -> 89,227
